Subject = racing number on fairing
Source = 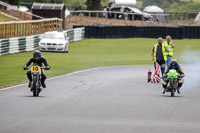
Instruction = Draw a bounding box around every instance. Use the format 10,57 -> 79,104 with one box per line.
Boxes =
31,66 -> 40,72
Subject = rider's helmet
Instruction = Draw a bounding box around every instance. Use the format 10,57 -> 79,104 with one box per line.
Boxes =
170,59 -> 178,69
33,50 -> 41,60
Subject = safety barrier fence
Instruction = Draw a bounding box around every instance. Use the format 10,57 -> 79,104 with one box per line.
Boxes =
0,35 -> 40,56
69,10 -> 199,25
64,27 -> 85,42
0,18 -> 62,39
70,10 -> 169,21
0,27 -> 85,56
73,25 -> 200,39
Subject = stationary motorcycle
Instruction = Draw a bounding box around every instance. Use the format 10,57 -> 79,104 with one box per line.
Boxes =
165,69 -> 180,97
26,64 -> 45,97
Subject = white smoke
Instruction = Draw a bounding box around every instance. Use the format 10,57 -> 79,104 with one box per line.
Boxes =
180,49 -> 200,64
179,49 -> 200,91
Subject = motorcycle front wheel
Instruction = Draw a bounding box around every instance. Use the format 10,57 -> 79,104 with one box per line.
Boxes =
32,76 -> 39,97
170,89 -> 175,97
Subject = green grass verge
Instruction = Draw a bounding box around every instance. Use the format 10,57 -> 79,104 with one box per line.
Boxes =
0,38 -> 200,88
0,14 -> 16,22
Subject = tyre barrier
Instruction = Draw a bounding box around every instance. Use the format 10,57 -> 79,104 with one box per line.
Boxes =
64,27 -> 85,42
0,35 -> 40,56
73,25 -> 200,39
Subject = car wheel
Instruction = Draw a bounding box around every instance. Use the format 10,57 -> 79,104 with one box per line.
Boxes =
65,51 -> 68,53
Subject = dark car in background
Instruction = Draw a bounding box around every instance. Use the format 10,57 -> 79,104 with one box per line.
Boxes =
110,6 -> 154,21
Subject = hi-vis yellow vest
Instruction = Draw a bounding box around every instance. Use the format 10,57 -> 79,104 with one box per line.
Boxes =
164,41 -> 173,56
154,43 -> 167,62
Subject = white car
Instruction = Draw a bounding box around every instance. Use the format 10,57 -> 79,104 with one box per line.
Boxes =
39,31 -> 69,53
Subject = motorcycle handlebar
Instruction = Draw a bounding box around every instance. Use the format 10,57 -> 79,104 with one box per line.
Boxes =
24,66 -> 46,70
27,67 -> 45,69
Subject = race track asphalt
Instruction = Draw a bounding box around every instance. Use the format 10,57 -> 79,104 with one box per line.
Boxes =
0,65 -> 200,133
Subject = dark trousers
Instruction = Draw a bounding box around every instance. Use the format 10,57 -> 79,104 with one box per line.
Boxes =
154,60 -> 166,76
27,70 -> 46,84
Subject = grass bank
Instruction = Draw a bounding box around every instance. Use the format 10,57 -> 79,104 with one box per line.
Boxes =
0,38 -> 200,88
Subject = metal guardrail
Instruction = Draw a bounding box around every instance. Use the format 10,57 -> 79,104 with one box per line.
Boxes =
165,10 -> 199,23
68,10 -> 200,25
69,10 -> 169,21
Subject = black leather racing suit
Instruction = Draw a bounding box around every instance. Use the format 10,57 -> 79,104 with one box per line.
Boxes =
25,56 -> 50,84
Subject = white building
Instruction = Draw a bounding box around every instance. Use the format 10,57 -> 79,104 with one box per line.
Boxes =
195,12 -> 200,25
143,5 -> 166,22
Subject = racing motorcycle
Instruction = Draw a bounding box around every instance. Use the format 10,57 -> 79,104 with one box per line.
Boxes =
26,64 -> 45,97
165,69 -> 180,97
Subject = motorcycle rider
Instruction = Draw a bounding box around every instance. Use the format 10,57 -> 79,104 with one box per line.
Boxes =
162,59 -> 185,94
24,50 -> 50,88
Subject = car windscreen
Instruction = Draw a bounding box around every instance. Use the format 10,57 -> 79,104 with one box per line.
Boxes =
42,32 -> 65,39
111,7 -> 120,12
129,7 -> 143,15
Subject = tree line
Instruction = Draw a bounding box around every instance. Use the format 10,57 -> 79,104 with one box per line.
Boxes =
140,0 -> 200,11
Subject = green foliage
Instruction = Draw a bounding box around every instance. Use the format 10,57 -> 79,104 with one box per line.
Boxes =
141,0 -> 181,8
86,0 -> 101,10
101,0 -> 109,8
1,0 -> 20,5
2,0 -> 87,10
138,0 -> 200,22
166,1 -> 200,22
2,0 -> 200,11
140,0 -> 200,11
169,2 -> 200,11
65,0 -> 87,10
135,1 -> 143,9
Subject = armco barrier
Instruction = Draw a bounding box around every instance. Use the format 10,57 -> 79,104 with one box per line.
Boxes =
0,27 -> 85,56
73,25 -> 200,39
